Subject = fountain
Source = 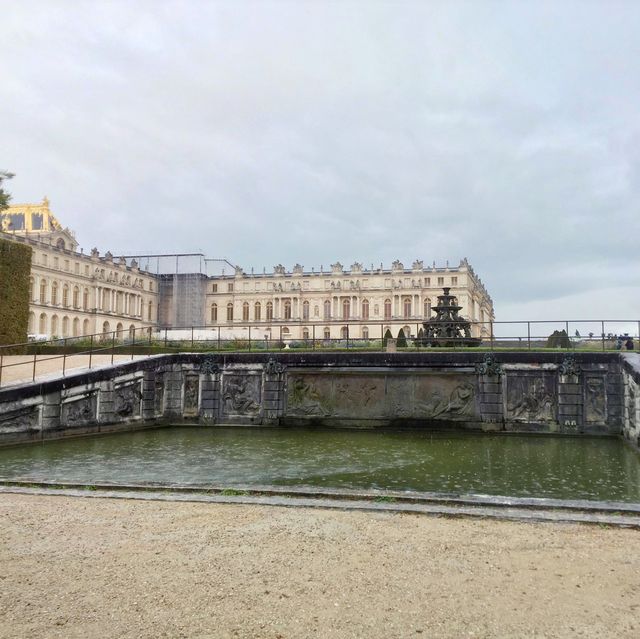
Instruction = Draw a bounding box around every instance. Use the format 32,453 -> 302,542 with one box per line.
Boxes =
419,287 -> 482,347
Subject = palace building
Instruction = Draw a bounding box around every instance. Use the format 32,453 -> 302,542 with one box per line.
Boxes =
1,199 -> 157,340
1,199 -> 494,341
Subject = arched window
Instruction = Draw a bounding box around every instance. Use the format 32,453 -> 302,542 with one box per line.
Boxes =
102,321 -> 111,335
51,282 -> 59,306
266,302 -> 273,320
62,316 -> 69,336
403,298 -> 411,318
28,312 -> 35,333
39,313 -> 47,334
342,298 -> 350,320
341,326 -> 348,339
323,327 -> 331,340
51,315 -> 59,336
129,324 -> 136,341
424,299 -> 431,318
362,326 -> 369,339
242,302 -> 249,321
83,288 -> 89,310
116,322 -> 124,339
211,303 -> 218,322
83,319 -> 90,336
323,300 -> 331,319
384,299 -> 392,319
56,238 -> 65,250
29,278 -> 34,300
73,286 -> 80,308
62,285 -> 69,308
39,280 -> 47,303
283,300 -> 292,320
302,301 -> 310,320
362,299 -> 369,320
226,303 -> 234,321
254,302 -> 261,321
72,317 -> 80,337
302,327 -> 310,340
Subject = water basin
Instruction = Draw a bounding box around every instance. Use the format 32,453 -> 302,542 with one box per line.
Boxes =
0,427 -> 639,503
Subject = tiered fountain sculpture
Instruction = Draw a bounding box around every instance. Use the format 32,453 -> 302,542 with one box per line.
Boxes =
419,287 -> 482,347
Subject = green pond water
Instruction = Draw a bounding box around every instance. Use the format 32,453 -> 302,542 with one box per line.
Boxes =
1,427 -> 639,503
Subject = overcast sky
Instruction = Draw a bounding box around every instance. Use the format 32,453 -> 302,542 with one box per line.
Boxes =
2,0 -> 639,323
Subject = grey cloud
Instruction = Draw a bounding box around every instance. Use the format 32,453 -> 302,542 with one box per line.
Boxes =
2,0 -> 639,320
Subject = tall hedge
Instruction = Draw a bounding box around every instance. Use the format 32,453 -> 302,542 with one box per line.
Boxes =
0,238 -> 31,345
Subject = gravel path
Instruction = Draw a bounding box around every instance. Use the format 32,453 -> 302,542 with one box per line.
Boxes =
0,354 -> 147,386
1,494 -> 639,638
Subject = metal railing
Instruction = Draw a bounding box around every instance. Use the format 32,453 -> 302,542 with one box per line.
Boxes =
0,319 -> 638,388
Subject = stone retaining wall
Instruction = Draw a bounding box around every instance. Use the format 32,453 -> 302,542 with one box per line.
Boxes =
0,352 -> 631,447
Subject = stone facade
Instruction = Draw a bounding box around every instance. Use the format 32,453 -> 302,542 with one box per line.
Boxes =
1,201 -> 494,341
196,258 -> 494,341
1,199 -> 157,340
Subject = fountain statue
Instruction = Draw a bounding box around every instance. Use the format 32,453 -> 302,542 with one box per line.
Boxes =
419,287 -> 481,347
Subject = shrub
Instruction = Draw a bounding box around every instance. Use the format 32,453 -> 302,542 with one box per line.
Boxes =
397,328 -> 407,348
382,328 -> 393,346
0,238 -> 31,346
546,329 -> 571,349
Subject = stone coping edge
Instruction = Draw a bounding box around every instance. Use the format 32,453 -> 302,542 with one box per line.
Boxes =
1,481 -> 639,528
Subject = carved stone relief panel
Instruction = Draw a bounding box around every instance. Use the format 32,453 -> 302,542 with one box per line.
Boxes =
505,372 -> 557,422
0,406 -> 40,433
183,374 -> 200,416
285,372 -> 478,421
584,376 -> 606,424
413,376 -> 477,420
113,380 -> 142,419
61,393 -> 97,426
222,374 -> 261,417
287,375 -> 334,417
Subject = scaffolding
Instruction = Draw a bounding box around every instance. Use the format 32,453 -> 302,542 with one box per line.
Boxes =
117,253 -> 237,329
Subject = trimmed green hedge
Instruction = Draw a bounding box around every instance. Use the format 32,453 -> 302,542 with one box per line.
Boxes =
0,238 -> 32,345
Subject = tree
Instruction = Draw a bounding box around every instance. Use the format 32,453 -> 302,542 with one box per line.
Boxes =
383,328 -> 393,346
397,328 -> 407,348
0,171 -> 15,212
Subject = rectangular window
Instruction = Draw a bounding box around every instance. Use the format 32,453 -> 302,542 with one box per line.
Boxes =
425,277 -> 430,286
54,257 -> 59,268
437,277 -> 444,286
64,260 -> 70,271
255,282 -> 261,291
74,262 -> 80,274
85,265 -> 89,276
212,283 -> 218,293
227,283 -> 234,292
42,254 -> 48,266
451,276 -> 458,286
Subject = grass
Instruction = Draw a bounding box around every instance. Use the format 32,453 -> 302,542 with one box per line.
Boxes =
220,488 -> 249,496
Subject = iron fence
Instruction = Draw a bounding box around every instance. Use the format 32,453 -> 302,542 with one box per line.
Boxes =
0,319 -> 638,388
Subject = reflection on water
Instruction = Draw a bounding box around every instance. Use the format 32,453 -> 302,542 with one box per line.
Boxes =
0,427 -> 639,502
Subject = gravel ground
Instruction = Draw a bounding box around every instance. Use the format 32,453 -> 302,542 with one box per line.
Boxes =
1,494 -> 639,639
0,354 -> 146,386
